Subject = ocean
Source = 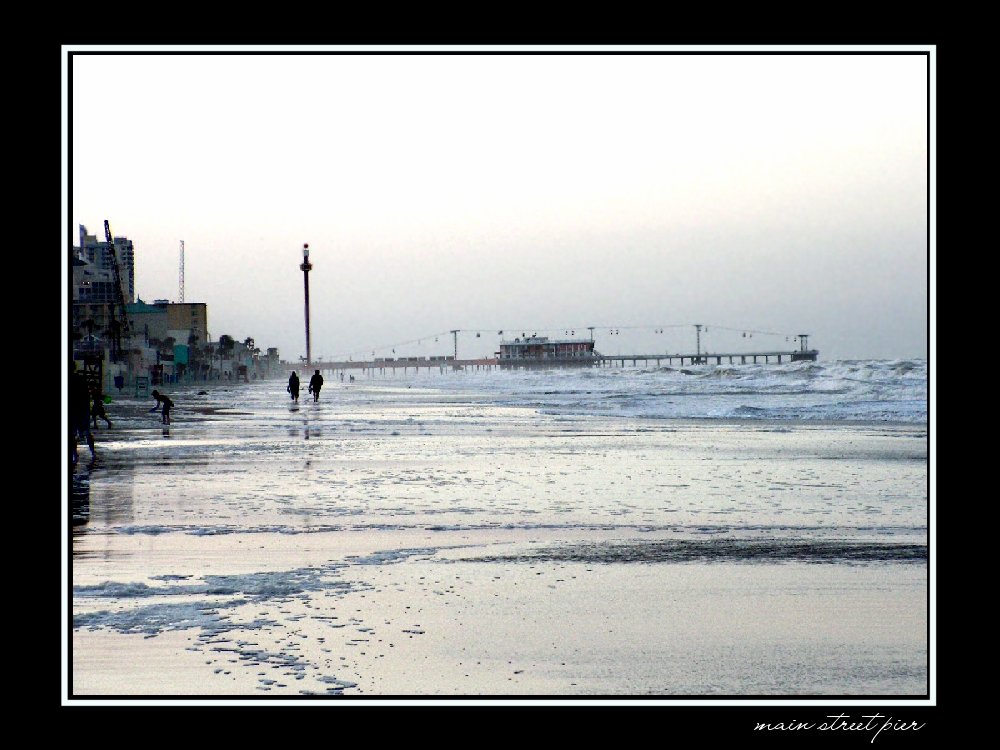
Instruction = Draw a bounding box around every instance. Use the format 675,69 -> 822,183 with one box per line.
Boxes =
68,358 -> 929,699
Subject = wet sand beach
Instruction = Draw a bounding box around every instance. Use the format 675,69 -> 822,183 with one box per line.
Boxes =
68,374 -> 928,698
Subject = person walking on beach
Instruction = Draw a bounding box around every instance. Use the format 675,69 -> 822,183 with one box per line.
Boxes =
150,389 -> 174,425
287,371 -> 300,402
308,369 -> 324,402
91,391 -> 112,429
70,364 -> 95,462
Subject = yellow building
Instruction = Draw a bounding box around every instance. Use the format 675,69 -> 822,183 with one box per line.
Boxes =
164,302 -> 210,348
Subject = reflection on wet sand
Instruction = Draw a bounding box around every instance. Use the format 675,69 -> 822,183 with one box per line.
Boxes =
71,463 -> 90,528
74,459 -> 136,529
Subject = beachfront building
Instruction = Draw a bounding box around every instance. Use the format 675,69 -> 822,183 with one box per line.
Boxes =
72,248 -> 118,335
73,255 -> 118,305
165,302 -> 209,349
126,300 -> 169,345
497,336 -> 597,361
127,300 -> 211,383
72,228 -> 135,346
73,292 -> 213,386
123,300 -> 209,351
78,224 -> 135,304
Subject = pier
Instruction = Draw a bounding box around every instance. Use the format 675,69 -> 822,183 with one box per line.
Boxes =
284,348 -> 818,376
285,316 -> 819,376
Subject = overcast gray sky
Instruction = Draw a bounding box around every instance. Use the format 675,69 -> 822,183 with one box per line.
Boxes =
68,49 -> 930,362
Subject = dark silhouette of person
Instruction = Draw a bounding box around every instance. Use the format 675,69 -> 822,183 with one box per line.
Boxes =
91,391 -> 112,429
308,370 -> 324,401
287,371 -> 300,401
151,389 -> 174,424
70,364 -> 94,462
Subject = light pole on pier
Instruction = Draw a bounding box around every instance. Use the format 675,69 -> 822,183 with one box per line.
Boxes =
695,324 -> 703,363
300,244 -> 313,367
451,329 -> 459,360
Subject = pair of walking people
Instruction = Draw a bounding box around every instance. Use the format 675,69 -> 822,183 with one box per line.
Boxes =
288,370 -> 323,402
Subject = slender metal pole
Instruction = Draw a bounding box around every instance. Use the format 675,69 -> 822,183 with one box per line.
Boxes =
695,324 -> 702,362
300,244 -> 313,367
179,240 -> 185,303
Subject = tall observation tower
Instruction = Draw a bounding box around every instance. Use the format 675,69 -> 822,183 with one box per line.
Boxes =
300,243 -> 313,367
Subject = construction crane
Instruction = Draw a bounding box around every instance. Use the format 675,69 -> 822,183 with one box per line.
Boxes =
104,219 -> 132,363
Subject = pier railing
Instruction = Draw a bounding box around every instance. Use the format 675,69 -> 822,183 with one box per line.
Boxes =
592,349 -> 819,367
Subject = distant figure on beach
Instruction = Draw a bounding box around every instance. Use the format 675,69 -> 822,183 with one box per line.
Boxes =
287,371 -> 300,402
70,365 -> 94,462
91,391 -> 112,429
150,389 -> 174,425
349,374 -> 355,383
308,370 -> 324,401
